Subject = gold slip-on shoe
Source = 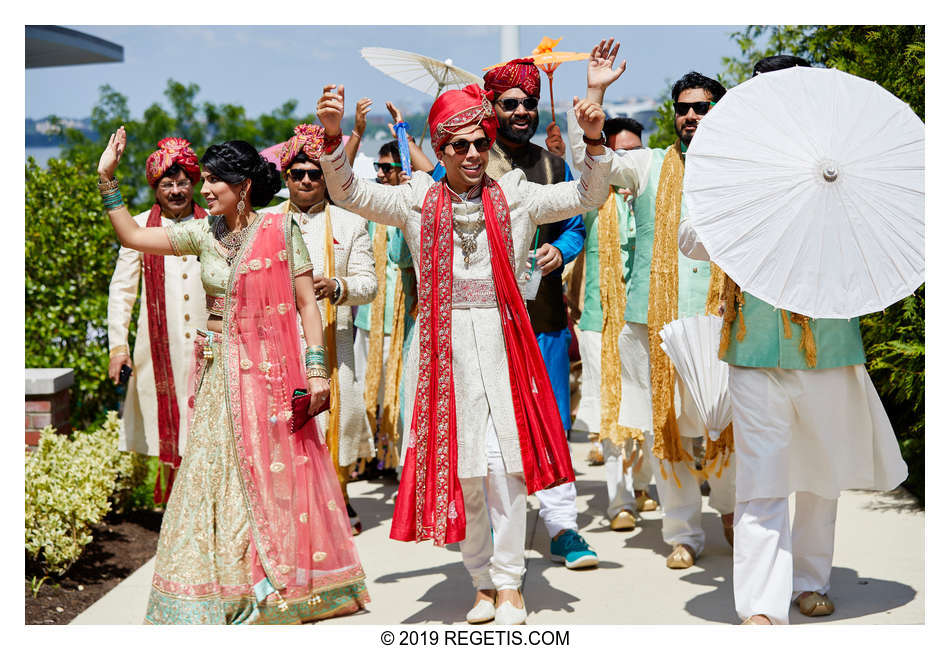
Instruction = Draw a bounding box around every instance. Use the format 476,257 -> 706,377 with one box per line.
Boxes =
740,615 -> 773,625
796,591 -> 835,616
636,493 -> 658,512
610,510 -> 637,531
666,543 -> 697,569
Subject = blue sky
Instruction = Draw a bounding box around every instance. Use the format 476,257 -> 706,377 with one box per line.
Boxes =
26,25 -> 746,121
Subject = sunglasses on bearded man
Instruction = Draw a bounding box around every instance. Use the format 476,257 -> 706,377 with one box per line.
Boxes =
287,168 -> 323,182
673,101 -> 716,116
496,96 -> 540,112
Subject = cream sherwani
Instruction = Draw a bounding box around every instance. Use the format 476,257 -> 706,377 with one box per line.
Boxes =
321,145 -> 612,479
275,199 -> 378,467
108,209 -> 206,455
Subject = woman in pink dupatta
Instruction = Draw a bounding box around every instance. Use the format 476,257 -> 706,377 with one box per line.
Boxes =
97,133 -> 369,624
315,79 -> 611,624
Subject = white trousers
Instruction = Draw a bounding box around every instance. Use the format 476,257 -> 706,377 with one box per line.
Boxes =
645,431 -> 736,554
601,438 -> 653,518
572,329 -> 602,434
536,481 -> 579,539
734,493 -> 838,624
458,418 -> 527,591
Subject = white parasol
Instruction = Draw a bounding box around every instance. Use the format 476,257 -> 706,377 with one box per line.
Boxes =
360,47 -> 483,98
659,316 -> 731,441
683,66 -> 924,319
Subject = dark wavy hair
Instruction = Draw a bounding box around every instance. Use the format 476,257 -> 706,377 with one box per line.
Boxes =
604,117 -> 644,140
378,140 -> 401,165
671,71 -> 727,103
753,55 -> 812,76
201,140 -> 281,207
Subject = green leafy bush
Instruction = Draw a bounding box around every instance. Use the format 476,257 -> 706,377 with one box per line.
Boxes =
25,412 -> 148,576
25,157 -> 120,429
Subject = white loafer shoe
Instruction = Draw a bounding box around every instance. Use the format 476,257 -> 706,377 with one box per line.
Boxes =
494,601 -> 526,625
466,599 -> 495,624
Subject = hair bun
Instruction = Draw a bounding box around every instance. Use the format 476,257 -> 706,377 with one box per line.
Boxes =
248,155 -> 281,207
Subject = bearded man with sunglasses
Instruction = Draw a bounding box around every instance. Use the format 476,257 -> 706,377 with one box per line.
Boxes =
271,123 -> 378,535
483,57 -> 599,573
107,138 -> 207,502
569,41 -> 737,573
316,65 -> 611,623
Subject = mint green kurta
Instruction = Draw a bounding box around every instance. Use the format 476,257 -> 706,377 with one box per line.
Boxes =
722,292 -> 866,369
578,191 -> 636,332
354,222 -> 402,334
625,147 -> 711,324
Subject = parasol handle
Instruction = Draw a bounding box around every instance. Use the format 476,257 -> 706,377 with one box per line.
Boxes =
548,73 -> 556,126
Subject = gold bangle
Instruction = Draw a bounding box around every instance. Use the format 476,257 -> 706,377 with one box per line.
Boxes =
98,177 -> 119,194
306,367 -> 329,379
109,344 -> 130,359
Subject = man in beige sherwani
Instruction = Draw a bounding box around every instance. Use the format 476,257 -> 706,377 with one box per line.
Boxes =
108,138 -> 207,500
273,123 -> 378,534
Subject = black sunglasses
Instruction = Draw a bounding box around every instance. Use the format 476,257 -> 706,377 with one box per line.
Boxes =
443,137 -> 493,155
673,101 -> 716,116
373,162 -> 403,173
496,96 -> 539,112
287,168 -> 323,182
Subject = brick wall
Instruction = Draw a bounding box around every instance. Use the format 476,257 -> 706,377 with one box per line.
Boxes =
25,369 -> 74,447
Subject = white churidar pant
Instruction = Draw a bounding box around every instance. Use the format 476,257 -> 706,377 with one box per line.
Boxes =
734,493 -> 837,624
458,417 -> 527,591
536,481 -> 579,539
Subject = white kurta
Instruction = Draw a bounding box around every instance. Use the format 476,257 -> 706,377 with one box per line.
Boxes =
321,145 -> 612,478
108,210 -> 206,455
277,200 -> 378,467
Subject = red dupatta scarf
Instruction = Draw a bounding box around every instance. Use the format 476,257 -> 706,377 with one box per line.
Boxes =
390,178 -> 575,546
220,212 -> 364,599
143,202 -> 206,503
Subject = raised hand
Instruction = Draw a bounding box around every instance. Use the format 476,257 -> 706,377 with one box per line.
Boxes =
545,122 -> 566,157
316,84 -> 345,137
98,126 -> 127,180
587,38 -> 626,94
354,97 -> 372,136
573,97 -> 606,141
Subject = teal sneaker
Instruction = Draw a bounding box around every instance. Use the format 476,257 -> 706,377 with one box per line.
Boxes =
550,529 -> 599,569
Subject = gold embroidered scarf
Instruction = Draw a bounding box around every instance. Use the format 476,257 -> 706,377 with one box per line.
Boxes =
363,224 -> 389,433
646,143 -> 730,486
598,190 -> 642,447
321,208 -> 348,489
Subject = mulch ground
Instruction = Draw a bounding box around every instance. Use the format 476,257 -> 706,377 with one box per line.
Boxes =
25,509 -> 163,625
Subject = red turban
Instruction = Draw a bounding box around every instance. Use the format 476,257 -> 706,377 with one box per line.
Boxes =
483,58 -> 541,98
145,137 -> 201,188
279,123 -> 325,171
428,84 -> 498,152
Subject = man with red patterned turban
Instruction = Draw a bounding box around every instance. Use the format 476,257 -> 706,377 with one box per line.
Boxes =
270,123 -> 378,535
315,63 -> 611,624
108,137 -> 207,502
484,58 -> 597,572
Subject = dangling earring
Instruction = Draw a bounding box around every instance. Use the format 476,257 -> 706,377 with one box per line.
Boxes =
237,187 -> 247,219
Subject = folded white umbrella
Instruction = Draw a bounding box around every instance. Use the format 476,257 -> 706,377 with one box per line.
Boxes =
659,315 -> 731,441
684,66 -> 924,319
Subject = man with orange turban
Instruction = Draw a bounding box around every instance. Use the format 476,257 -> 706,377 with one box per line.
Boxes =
108,137 -> 207,502
316,68 -> 611,624
270,123 -> 378,535
484,58 -> 596,572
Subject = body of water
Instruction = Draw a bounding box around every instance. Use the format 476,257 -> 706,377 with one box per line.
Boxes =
26,146 -> 62,167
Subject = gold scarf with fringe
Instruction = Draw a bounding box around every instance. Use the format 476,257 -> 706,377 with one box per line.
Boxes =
363,224 -> 389,434
598,190 -> 643,447
646,143 -> 732,487
379,269 -> 406,469
321,208 -> 348,490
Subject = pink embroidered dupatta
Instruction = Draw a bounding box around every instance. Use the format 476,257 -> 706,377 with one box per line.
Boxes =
390,180 -> 575,547
222,212 -> 364,599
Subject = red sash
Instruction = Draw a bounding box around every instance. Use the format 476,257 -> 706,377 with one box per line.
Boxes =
143,203 -> 206,503
390,179 -> 574,546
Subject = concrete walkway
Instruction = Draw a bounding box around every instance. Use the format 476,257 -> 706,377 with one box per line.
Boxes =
72,434 -> 924,625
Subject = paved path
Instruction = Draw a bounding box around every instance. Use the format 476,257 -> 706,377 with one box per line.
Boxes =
72,434 -> 924,625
